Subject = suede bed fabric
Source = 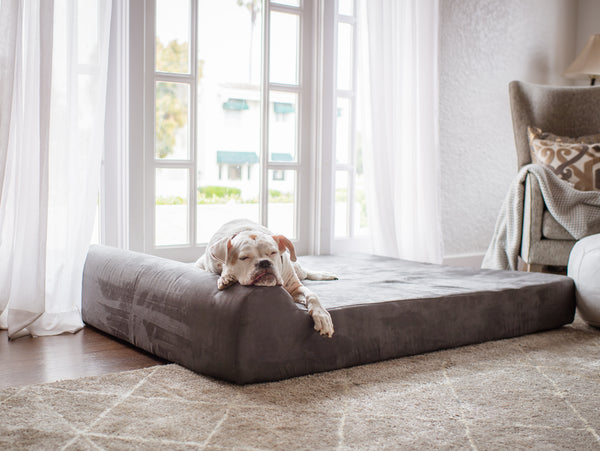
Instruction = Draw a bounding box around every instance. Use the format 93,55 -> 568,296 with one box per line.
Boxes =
82,245 -> 575,384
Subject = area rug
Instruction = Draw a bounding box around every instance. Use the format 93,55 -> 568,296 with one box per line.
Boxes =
1,317 -> 600,450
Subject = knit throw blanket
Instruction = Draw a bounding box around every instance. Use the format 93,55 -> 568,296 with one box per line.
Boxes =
482,164 -> 600,270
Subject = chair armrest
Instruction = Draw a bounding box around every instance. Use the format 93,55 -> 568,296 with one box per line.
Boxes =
521,173 -> 544,262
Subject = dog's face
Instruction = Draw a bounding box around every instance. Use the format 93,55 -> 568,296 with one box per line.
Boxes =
220,231 -> 296,287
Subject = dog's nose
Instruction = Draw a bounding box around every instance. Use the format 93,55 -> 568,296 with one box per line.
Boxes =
257,259 -> 271,269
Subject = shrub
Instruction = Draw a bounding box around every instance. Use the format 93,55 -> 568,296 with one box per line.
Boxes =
269,189 -> 293,203
198,186 -> 242,198
156,196 -> 187,205
197,186 -> 245,204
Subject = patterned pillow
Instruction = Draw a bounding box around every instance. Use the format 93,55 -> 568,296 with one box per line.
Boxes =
527,126 -> 600,191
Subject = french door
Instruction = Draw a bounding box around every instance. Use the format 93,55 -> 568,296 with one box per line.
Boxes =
123,0 -> 364,261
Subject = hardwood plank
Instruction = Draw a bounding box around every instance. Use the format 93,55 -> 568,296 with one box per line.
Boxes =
0,326 -> 165,389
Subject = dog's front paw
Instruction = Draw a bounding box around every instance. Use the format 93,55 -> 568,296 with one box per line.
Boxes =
320,272 -> 338,281
217,274 -> 236,290
310,307 -> 334,338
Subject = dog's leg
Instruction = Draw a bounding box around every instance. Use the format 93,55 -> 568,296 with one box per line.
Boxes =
291,285 -> 334,338
292,262 -> 338,281
217,271 -> 237,290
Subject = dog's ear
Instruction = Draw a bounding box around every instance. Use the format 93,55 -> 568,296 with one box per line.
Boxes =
207,237 -> 228,265
217,239 -> 238,289
272,235 -> 297,262
225,238 -> 241,264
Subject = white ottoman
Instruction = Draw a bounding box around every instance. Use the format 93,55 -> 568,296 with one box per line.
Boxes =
568,233 -> 600,328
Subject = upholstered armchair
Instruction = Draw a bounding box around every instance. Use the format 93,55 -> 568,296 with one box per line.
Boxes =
509,80 -> 600,271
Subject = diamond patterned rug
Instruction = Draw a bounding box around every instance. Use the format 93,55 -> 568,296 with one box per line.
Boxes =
1,316 -> 600,450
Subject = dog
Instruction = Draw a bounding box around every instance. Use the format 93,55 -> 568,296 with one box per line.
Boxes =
195,219 -> 336,337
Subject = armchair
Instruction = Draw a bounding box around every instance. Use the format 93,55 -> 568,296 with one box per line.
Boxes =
508,80 -> 600,271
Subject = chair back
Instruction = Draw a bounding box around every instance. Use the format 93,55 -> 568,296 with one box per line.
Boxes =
509,80 -> 600,170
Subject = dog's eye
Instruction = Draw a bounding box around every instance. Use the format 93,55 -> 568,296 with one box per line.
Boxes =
239,256 -> 249,261
270,251 -> 277,256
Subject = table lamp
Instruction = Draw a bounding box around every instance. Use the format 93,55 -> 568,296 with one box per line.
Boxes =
565,34 -> 600,85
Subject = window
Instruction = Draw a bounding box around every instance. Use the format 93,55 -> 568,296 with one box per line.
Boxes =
316,0 -> 367,254
125,0 -> 366,261
333,0 -> 367,243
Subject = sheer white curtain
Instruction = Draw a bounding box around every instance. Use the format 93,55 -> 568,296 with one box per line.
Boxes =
360,0 -> 442,263
0,0 -> 112,339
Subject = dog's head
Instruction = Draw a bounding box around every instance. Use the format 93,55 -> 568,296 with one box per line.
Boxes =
214,231 -> 296,289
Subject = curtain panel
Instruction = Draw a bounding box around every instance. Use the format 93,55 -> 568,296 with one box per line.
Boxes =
360,0 -> 443,263
0,0 -> 112,339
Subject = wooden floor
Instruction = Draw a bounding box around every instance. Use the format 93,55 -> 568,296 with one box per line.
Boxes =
0,326 -> 165,389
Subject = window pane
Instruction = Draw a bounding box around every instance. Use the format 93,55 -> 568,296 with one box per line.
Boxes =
336,97 -> 351,164
198,0 -> 262,85
156,168 -> 189,246
270,11 -> 299,85
338,0 -> 354,16
196,197 -> 260,244
269,91 -> 298,162
268,170 -> 296,239
156,82 -> 190,159
156,0 -> 190,73
335,170 -> 349,237
337,23 -> 353,91
196,0 -> 262,244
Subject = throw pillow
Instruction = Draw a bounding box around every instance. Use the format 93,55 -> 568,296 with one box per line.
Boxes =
527,126 -> 600,191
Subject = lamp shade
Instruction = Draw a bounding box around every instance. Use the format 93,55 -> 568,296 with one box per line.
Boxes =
565,34 -> 600,78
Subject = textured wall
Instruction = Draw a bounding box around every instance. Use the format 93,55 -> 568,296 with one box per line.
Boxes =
576,0 -> 600,60
439,0 -> 579,257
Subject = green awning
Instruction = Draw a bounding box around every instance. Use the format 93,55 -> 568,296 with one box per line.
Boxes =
217,151 -> 259,165
271,153 -> 293,162
274,102 -> 295,114
223,98 -> 249,111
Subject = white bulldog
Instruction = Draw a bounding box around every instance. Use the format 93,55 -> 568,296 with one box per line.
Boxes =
195,219 -> 336,337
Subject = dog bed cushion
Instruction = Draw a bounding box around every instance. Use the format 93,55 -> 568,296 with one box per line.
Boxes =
82,245 -> 575,384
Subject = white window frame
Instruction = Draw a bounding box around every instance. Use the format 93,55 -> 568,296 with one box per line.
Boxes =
262,0 -> 317,258
318,0 -> 367,254
104,0 -> 368,260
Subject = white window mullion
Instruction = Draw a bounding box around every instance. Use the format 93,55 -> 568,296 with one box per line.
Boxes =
154,73 -> 194,83
143,0 -> 156,253
189,0 -> 198,248
269,2 -> 302,15
316,0 -> 337,254
260,0 -> 271,227
348,0 -> 359,238
296,0 -> 311,254
267,163 -> 300,171
346,1 -> 358,237
269,83 -> 302,93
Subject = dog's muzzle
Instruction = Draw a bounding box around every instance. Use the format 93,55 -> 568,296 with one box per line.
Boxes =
250,260 -> 279,287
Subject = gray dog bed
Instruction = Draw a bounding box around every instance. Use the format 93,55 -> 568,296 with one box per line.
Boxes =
82,245 -> 575,384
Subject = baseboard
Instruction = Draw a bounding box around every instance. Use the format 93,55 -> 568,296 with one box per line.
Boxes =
442,253 -> 485,269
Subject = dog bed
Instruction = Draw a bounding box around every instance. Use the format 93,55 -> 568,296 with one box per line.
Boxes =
82,245 -> 575,384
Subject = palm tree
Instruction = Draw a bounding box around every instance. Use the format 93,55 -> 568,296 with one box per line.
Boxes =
237,0 -> 261,83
